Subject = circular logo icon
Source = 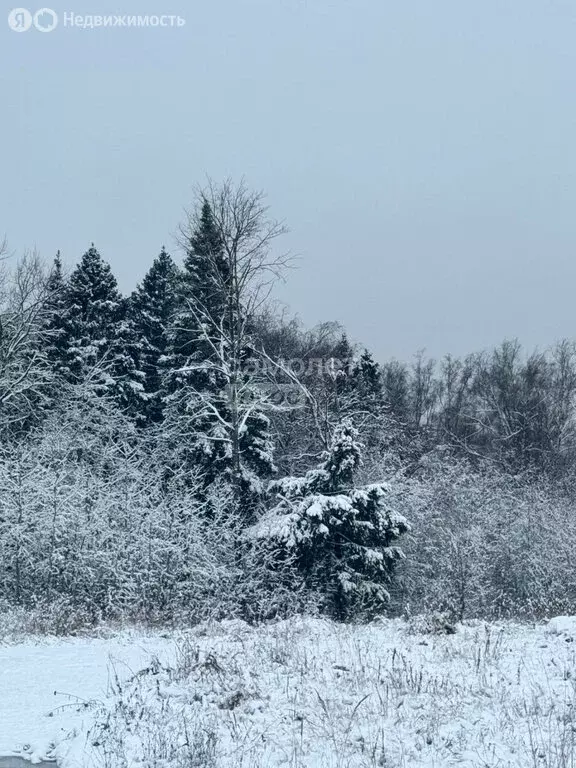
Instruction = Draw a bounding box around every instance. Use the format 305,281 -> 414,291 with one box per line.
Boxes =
8,8 -> 33,31
33,7 -> 58,31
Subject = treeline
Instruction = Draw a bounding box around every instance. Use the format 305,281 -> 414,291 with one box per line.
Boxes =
1,180 -> 576,627
380,341 -> 576,477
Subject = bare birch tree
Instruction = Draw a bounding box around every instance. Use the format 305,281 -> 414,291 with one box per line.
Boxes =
173,179 -> 291,506
0,248 -> 55,434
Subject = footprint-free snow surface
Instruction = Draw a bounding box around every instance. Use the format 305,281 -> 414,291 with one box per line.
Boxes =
0,633 -> 173,766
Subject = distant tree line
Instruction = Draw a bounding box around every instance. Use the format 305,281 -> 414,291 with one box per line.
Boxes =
1,181 -> 576,626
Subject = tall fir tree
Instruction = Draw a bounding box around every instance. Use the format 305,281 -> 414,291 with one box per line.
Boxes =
351,349 -> 383,405
43,251 -> 68,373
121,247 -> 179,425
168,200 -> 229,391
162,196 -> 275,510
57,245 -> 124,392
109,296 -> 147,419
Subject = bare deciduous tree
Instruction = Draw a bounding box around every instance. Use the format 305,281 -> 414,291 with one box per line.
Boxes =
0,249 -> 55,433
175,179 -> 291,500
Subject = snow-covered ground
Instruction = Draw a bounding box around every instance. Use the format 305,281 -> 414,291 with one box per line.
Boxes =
0,631 -> 174,766
3,616 -> 576,767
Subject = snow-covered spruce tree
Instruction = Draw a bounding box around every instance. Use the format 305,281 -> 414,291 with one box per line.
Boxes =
109,299 -> 148,421
124,247 -> 179,426
329,346 -> 395,456
350,349 -> 383,410
250,418 -> 410,620
55,245 -> 124,392
43,251 -> 68,370
160,200 -> 234,486
166,200 -> 228,394
162,181 -> 286,516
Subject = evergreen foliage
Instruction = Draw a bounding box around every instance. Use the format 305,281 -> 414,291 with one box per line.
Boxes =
56,245 -> 124,391
5,180 -> 576,626
122,247 -> 179,425
251,419 -> 409,620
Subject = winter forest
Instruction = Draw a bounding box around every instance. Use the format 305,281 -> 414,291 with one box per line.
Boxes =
2,178 -> 576,632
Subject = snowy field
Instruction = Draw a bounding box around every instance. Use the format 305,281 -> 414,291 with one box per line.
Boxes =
3,616 -> 576,767
0,630 -> 174,766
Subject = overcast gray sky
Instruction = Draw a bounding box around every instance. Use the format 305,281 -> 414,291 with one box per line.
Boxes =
2,0 -> 576,362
